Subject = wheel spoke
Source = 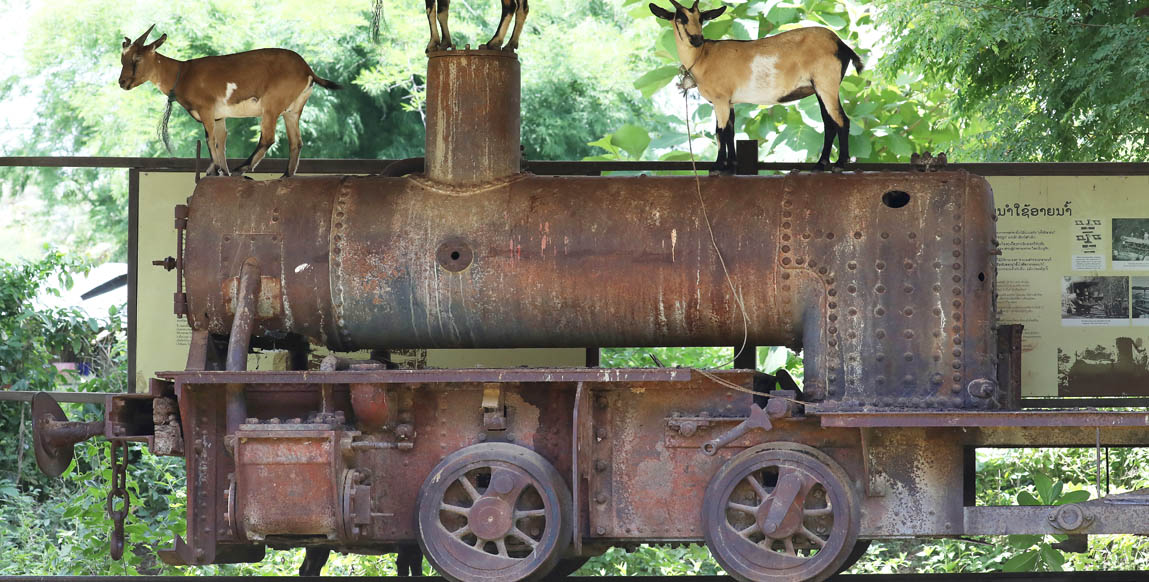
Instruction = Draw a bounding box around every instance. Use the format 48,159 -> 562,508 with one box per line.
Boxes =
514,508 -> 547,520
495,538 -> 509,557
803,506 -> 833,517
472,537 -> 486,550
440,502 -> 470,516
800,527 -> 826,548
736,523 -> 760,538
510,526 -> 539,549
783,537 -> 796,556
727,501 -> 758,515
458,476 -> 482,501
743,474 -> 770,501
450,525 -> 471,539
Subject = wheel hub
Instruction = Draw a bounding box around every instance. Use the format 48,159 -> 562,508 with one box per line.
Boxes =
470,497 -> 514,540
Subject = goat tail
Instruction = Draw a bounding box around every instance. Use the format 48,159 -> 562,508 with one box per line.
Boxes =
836,38 -> 864,75
309,67 -> 343,90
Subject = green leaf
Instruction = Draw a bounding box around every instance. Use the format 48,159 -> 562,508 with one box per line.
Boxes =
1034,472 -> 1053,505
612,125 -> 652,160
885,133 -> 913,158
1017,490 -> 1040,506
1002,550 -> 1039,572
1040,544 -> 1066,570
1007,534 -> 1041,548
634,66 -> 680,99
1057,489 -> 1091,505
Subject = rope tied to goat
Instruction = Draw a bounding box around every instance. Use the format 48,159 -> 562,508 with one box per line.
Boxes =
158,63 -> 185,155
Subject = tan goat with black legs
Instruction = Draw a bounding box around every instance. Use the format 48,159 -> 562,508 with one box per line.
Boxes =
424,0 -> 530,52
650,1 -> 863,173
117,26 -> 341,177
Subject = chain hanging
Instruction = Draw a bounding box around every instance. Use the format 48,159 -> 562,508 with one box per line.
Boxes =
106,440 -> 130,560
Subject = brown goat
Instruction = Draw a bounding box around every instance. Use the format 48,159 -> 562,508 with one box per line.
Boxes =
425,0 -> 530,52
650,1 -> 863,173
117,26 -> 341,177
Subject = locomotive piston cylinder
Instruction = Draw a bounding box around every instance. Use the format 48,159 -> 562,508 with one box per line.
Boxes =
183,170 -> 998,409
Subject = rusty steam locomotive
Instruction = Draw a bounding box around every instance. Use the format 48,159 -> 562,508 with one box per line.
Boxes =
32,51 -> 1149,582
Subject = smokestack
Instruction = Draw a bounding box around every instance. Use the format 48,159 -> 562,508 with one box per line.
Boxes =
424,50 -> 521,185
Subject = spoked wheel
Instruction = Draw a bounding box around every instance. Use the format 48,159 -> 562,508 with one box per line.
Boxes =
702,443 -> 859,582
416,443 -> 573,582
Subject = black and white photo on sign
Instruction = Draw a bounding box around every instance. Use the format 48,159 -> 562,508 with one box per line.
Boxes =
1112,218 -> 1149,269
1133,277 -> 1149,322
1061,276 -> 1129,326
1058,337 -> 1149,395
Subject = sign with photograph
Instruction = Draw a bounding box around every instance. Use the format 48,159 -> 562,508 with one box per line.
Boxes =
992,175 -> 1149,397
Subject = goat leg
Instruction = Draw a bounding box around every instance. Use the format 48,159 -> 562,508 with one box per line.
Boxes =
425,0 -> 441,53
502,0 -> 528,52
436,0 -> 453,50
482,0 -> 516,50
813,93 -> 835,172
834,100 -> 851,169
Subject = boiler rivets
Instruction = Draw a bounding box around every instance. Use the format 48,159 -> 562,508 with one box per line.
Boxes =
876,261 -> 886,270
875,307 -> 885,316
853,231 -> 862,239
881,232 -> 890,239
847,261 -> 857,270
903,330 -> 914,339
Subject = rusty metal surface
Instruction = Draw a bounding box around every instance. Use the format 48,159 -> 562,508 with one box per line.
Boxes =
182,170 -> 997,411
856,427 -> 965,537
820,410 -> 1149,428
235,427 -> 344,540
158,368 -> 692,384
425,51 -> 520,185
964,492 -> 1149,535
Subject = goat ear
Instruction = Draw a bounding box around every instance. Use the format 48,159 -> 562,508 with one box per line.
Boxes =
699,5 -> 726,21
147,33 -> 167,51
649,3 -> 674,20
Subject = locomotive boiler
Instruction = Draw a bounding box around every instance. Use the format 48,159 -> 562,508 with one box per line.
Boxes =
32,50 -> 1149,582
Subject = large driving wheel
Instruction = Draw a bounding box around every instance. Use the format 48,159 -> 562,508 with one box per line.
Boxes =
416,443 -> 573,582
702,443 -> 860,582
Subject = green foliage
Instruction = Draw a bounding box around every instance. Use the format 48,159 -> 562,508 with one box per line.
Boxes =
879,0 -> 1149,161
0,251 -> 97,391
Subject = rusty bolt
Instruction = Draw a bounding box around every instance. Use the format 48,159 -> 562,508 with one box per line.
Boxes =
596,526 -> 606,535
268,417 -> 281,424
594,492 -> 608,504
968,378 -> 997,399
595,396 -> 608,410
596,428 -> 608,439
594,459 -> 608,473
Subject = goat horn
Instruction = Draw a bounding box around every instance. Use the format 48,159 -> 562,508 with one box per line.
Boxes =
668,0 -> 684,10
690,0 -> 699,9
133,24 -> 155,46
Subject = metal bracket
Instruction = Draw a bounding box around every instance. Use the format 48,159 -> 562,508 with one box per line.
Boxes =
481,383 -> 507,432
701,404 -> 773,455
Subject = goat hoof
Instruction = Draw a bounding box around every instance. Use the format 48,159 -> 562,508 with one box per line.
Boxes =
811,163 -> 828,172
501,44 -> 517,53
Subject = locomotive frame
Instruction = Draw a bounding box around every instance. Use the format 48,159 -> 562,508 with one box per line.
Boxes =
13,49 -> 1149,582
